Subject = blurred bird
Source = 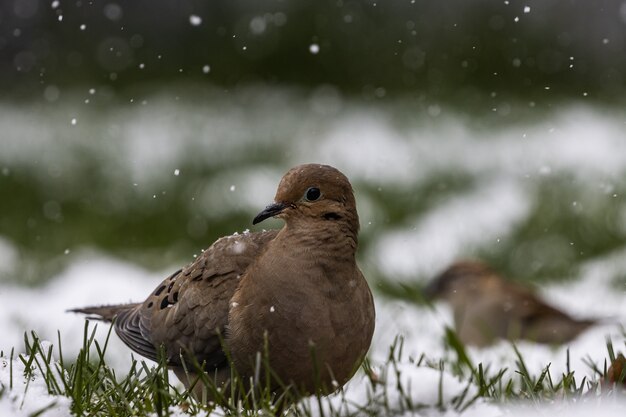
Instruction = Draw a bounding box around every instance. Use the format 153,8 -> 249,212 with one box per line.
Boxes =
424,260 -> 595,347
70,164 -> 375,402
606,353 -> 626,387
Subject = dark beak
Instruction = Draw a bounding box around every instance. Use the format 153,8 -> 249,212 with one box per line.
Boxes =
252,202 -> 289,225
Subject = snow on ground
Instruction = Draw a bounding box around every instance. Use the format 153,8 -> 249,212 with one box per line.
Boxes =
304,363 -> 485,416
0,342 -> 71,417
0,256 -> 623,415
301,105 -> 626,188
373,179 -> 532,280
0,250 -> 166,370
3,96 -> 626,208
1,96 -> 626,414
0,248 -> 625,416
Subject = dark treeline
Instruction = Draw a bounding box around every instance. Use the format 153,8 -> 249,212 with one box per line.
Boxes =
1,0 -> 625,100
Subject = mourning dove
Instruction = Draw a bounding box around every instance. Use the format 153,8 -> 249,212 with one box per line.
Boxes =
70,163 -> 375,400
424,260 -> 595,347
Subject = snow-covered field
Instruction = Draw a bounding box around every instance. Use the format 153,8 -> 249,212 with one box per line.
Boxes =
1,252 -> 625,416
0,90 -> 625,415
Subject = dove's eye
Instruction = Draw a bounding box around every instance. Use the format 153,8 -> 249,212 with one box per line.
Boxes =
305,187 -> 321,201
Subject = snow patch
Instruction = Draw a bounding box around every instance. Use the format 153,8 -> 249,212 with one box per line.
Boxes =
0,251 -> 164,370
0,347 -> 71,417
373,179 -> 531,281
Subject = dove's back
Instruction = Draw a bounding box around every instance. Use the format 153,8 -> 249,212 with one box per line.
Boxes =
72,230 -> 279,371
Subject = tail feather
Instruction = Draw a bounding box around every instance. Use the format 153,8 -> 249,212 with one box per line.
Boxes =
68,303 -> 141,322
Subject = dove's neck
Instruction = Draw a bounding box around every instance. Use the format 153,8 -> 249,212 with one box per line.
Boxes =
278,220 -> 358,262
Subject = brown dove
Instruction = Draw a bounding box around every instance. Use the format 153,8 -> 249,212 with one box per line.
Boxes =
70,163 -> 375,400
424,260 -> 595,347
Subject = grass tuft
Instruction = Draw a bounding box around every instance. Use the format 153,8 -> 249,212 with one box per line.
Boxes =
0,323 -> 625,416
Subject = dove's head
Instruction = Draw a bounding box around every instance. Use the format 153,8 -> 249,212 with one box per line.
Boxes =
253,163 -> 359,235
423,260 -> 496,301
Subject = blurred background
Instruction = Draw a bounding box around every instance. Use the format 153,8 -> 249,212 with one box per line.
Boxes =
3,0 -> 626,101
1,0 -> 626,353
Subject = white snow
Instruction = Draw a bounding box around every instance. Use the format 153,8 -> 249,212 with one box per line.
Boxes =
1,92 -> 625,415
0,348 -> 72,417
0,252 -> 165,371
230,240 -> 247,254
298,106 -> 626,188
0,249 -> 624,415
3,94 -> 625,192
304,362 -> 483,416
197,166 -> 283,219
374,179 -> 531,280
189,15 -> 202,26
